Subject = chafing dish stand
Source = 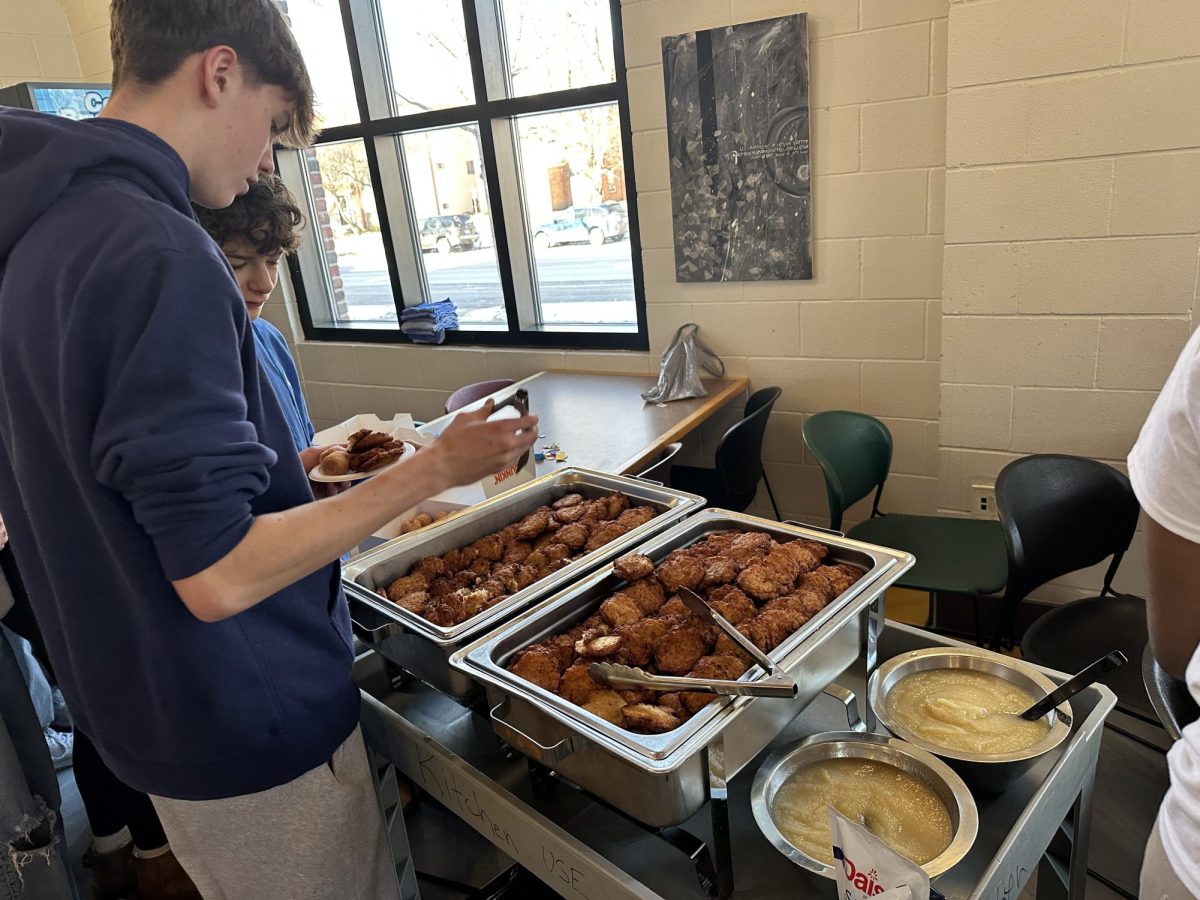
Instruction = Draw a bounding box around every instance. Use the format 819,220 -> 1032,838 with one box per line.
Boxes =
357,620 -> 1115,899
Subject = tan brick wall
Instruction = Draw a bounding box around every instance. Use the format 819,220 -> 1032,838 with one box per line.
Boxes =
66,0 -> 111,81
0,0 -> 80,87
621,0 -> 947,526
0,0 -> 112,89
940,0 -> 1200,601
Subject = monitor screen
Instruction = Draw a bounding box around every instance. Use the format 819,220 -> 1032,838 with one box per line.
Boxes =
32,87 -> 110,120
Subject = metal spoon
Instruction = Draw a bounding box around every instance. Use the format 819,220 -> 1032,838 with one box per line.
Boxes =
1018,650 -> 1128,720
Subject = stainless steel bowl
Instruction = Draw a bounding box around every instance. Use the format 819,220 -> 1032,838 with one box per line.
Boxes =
751,731 -> 978,878
868,648 -> 1073,793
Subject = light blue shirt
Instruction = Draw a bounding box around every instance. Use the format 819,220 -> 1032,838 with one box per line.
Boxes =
252,318 -> 314,452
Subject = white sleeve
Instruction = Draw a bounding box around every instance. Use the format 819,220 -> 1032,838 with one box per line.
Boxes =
1129,326 -> 1200,544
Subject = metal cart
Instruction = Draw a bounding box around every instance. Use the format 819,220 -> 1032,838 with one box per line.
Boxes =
356,620 -> 1116,899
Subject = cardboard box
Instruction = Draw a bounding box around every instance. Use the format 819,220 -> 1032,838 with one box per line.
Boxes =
374,499 -> 468,541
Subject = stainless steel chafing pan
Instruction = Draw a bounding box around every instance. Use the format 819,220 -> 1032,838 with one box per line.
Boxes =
452,509 -> 914,825
341,468 -> 704,698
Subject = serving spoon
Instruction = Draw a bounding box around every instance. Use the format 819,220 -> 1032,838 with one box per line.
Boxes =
1018,650 -> 1128,721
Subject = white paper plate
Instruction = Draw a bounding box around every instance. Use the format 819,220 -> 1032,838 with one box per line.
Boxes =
308,442 -> 417,483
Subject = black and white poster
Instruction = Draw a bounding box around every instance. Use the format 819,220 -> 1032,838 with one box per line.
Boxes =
662,15 -> 812,282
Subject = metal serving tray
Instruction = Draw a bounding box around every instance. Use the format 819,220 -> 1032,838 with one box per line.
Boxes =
453,509 -> 914,826
341,468 -> 704,698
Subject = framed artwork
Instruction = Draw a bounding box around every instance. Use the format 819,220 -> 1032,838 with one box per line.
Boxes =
662,14 -> 812,282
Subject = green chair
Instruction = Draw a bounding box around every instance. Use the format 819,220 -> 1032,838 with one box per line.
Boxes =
803,411 -> 1007,645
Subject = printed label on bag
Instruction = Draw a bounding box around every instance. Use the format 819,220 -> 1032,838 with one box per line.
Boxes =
481,405 -> 537,497
830,808 -> 930,900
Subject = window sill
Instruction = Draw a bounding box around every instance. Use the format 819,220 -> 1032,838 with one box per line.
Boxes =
301,323 -> 648,351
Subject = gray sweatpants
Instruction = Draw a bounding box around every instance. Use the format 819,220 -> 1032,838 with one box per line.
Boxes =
1140,817 -> 1197,899
151,727 -> 401,900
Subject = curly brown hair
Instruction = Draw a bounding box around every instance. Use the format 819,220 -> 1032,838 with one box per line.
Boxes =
194,176 -> 304,258
110,0 -> 315,147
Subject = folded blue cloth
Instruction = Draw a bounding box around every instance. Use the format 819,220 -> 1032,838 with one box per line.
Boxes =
402,314 -> 457,330
401,299 -> 457,325
401,298 -> 456,345
406,329 -> 446,344
401,320 -> 439,334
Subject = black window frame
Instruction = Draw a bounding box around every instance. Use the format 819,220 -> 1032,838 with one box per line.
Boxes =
282,0 -> 649,351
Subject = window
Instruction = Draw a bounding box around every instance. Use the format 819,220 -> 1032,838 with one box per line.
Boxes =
276,0 -> 646,349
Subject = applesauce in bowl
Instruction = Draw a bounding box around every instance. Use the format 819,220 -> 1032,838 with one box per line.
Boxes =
869,648 -> 1073,793
770,756 -> 953,866
885,668 -> 1051,755
751,732 -> 977,878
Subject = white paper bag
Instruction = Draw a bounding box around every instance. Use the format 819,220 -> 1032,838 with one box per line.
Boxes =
480,404 -> 537,498
829,808 -> 931,900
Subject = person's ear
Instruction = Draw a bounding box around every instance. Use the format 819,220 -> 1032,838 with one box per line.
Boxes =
198,45 -> 239,110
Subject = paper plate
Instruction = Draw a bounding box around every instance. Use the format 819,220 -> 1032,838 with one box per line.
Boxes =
308,442 -> 417,483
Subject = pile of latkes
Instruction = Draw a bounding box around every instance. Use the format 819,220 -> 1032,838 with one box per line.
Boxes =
319,429 -> 408,476
379,491 -> 658,628
506,530 -> 861,735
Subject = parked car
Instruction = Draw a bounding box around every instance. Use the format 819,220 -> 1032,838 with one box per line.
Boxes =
532,203 -> 628,250
419,214 -> 480,253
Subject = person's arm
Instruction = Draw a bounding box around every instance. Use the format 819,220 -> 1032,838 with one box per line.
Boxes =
89,248 -> 535,622
172,401 -> 537,622
1143,514 -> 1200,680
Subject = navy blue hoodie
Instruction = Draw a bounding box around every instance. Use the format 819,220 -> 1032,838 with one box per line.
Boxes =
0,109 -> 359,800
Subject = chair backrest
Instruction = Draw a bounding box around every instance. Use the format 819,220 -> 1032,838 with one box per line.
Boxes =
444,378 -> 516,414
995,454 -> 1140,603
637,442 -> 682,483
714,387 -> 781,497
802,411 -> 893,532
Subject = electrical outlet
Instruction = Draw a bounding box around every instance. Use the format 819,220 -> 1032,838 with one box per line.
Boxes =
971,483 -> 998,520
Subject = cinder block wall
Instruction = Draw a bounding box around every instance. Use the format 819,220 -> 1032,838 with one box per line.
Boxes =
624,0 -> 947,528
0,0 -> 83,86
939,0 -> 1200,600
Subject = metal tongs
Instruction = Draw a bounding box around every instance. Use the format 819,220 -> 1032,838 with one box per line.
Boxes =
492,388 -> 531,469
590,588 -> 798,699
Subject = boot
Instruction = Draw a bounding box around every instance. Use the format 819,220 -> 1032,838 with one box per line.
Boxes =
133,848 -> 202,900
82,842 -> 136,900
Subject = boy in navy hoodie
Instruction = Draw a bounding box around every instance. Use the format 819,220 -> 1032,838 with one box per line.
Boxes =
0,1 -> 537,897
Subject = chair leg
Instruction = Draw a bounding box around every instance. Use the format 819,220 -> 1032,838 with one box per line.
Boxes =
762,473 -> 782,521
989,600 -> 1017,652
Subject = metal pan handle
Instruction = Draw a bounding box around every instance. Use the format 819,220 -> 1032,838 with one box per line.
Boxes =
630,475 -> 665,486
785,519 -> 846,538
822,682 -> 866,733
490,699 -> 578,765
350,613 -> 396,646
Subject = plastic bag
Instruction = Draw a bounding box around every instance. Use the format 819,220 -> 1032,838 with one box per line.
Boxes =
642,323 -> 725,403
829,808 -> 931,900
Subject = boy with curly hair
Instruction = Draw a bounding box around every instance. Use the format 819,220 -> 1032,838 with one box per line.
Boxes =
195,176 -> 313,453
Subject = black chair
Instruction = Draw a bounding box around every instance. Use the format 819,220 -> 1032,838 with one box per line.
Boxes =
804,410 -> 1007,646
670,387 -> 782,518
1142,643 -> 1200,741
995,454 -> 1151,717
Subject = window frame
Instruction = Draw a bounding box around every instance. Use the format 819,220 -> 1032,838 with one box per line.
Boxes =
282,0 -> 649,351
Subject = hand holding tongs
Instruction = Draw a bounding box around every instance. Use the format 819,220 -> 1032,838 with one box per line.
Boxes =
492,388 -> 532,468
590,588 -> 798,699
